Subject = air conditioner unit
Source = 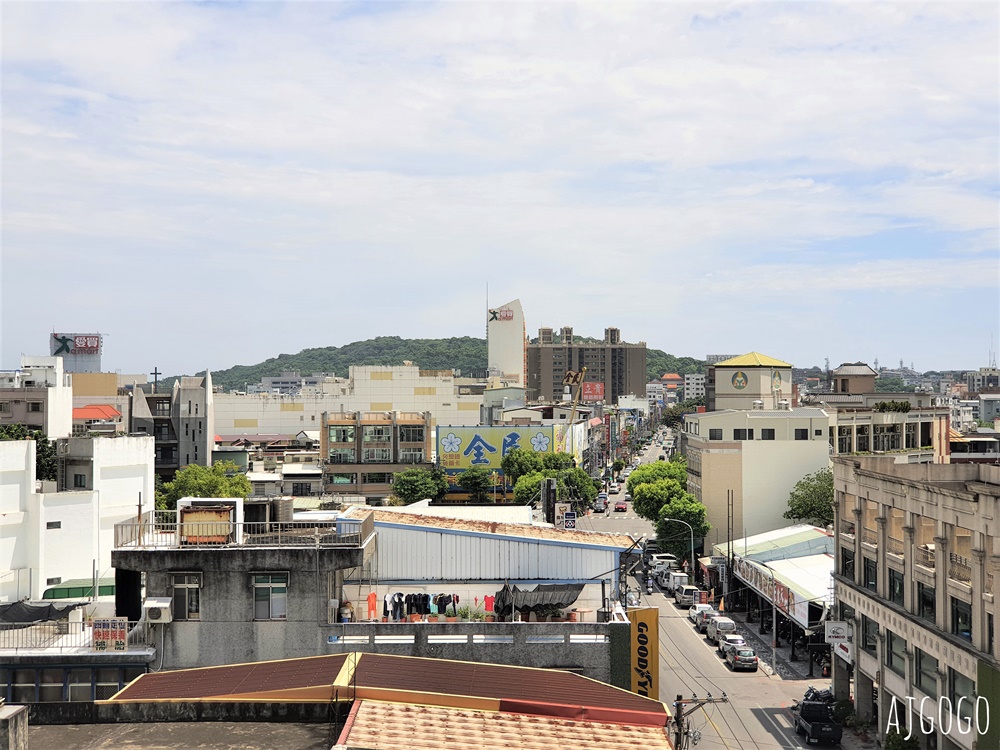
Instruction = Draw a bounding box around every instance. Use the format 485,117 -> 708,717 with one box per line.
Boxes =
143,597 -> 174,624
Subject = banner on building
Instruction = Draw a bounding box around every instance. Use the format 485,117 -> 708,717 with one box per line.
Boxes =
92,617 -> 128,652
437,426 -> 557,489
581,382 -> 605,402
627,607 -> 659,699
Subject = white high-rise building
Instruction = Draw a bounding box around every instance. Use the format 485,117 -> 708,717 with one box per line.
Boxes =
487,299 -> 526,385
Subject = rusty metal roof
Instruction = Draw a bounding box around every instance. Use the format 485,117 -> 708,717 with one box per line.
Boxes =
336,700 -> 674,750
344,507 -> 635,548
107,653 -> 667,727
110,654 -> 350,701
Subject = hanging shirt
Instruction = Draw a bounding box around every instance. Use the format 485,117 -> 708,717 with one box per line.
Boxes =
367,592 -> 378,617
484,595 -> 495,612
384,593 -> 393,618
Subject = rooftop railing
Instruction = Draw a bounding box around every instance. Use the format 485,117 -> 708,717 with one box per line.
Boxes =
115,510 -> 373,550
0,621 -> 146,653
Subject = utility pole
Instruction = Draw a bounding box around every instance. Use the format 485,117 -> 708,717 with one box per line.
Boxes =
673,693 -> 729,750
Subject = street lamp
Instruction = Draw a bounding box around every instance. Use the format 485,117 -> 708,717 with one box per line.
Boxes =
660,518 -> 696,585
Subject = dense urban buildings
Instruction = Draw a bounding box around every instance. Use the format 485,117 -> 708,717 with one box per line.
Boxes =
526,326 -> 646,404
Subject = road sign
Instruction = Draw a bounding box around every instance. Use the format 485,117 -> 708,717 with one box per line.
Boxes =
825,620 -> 852,644
564,511 -> 577,529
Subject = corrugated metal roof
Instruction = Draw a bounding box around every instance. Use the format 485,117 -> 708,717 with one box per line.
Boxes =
337,700 -> 674,750
108,653 -> 668,727
715,352 -> 792,368
354,654 -> 662,717
713,525 -> 832,561
110,654 -> 350,701
344,508 -> 635,549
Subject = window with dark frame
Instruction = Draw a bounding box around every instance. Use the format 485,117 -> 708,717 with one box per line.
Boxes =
253,573 -> 288,620
709,429 -> 723,441
861,615 -> 878,653
794,428 -> 808,440
949,669 -> 975,722
951,597 -> 972,642
171,573 -> 201,621
761,428 -> 775,440
914,648 -> 937,697
889,568 -> 904,607
917,583 -> 936,621
863,557 -> 877,592
840,547 -> 855,580
73,474 -> 86,488
886,630 -> 906,675
733,428 -> 754,441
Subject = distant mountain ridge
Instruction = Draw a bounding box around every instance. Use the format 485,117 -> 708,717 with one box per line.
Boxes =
164,336 -> 705,392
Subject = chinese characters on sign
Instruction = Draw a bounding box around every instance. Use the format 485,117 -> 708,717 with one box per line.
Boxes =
92,617 -> 128,652
581,382 -> 605,402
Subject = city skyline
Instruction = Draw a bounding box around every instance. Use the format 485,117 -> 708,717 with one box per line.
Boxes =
2,2 -> 997,376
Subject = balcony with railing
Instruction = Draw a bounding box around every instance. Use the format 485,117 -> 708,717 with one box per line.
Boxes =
916,545 -> 936,570
886,536 -> 904,556
839,518 -> 856,538
862,528 -> 878,547
0,620 -> 148,654
115,509 -> 374,550
948,552 -> 972,585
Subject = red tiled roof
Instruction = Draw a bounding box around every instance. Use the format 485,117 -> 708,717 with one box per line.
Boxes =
336,700 -> 674,750
73,404 -> 121,420
353,654 -> 662,719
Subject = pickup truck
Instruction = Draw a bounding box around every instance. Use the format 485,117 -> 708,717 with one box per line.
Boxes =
790,701 -> 843,745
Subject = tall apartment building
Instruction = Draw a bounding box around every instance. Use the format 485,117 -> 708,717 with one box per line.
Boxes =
832,458 -> 1000,750
684,373 -> 706,401
526,326 -> 646,405
128,375 -> 214,481
320,411 -> 434,499
0,356 -> 74,439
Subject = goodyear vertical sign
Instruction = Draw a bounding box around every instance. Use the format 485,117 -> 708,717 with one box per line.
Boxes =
627,607 -> 659,698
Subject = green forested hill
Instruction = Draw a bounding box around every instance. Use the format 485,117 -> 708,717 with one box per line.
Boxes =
166,336 -> 704,392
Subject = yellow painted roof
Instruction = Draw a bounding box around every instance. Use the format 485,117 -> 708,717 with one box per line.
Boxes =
715,352 -> 791,368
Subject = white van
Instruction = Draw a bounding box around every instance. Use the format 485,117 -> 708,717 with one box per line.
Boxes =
658,570 -> 689,593
706,616 -> 737,644
649,554 -> 679,571
675,585 -> 700,607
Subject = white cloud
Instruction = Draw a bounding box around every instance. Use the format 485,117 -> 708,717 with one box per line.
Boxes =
1,1 -> 997,373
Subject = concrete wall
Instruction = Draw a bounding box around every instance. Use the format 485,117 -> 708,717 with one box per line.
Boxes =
0,705 -> 28,750
0,442 -> 35,601
321,621 -> 625,686
741,439 -> 829,536
115,546 -> 363,669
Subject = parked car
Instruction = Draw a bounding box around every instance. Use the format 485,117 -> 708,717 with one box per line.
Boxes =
675,585 -> 701,607
717,634 -> 746,656
687,603 -> 715,623
791,701 -> 843,744
614,500 -> 628,512
694,609 -> 721,633
726,648 -> 759,672
648,554 -> 679,570
706,616 -> 737,644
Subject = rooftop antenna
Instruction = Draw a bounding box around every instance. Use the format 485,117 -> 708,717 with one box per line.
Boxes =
874,357 -> 879,371
991,334 -> 997,368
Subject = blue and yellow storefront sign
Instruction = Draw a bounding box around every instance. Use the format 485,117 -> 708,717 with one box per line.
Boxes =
437,425 -> 559,489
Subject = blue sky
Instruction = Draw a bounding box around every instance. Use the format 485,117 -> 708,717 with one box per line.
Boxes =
2,1 -> 997,376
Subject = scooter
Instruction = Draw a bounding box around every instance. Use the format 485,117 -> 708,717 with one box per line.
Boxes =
646,577 -> 654,595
